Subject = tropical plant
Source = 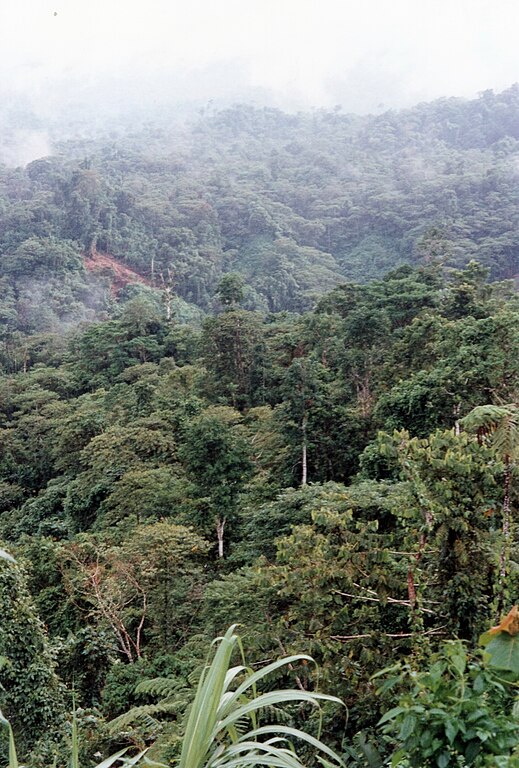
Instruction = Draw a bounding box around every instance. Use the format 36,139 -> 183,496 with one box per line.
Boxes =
177,625 -> 344,768
0,709 -> 19,768
0,706 -> 144,768
377,641 -> 519,767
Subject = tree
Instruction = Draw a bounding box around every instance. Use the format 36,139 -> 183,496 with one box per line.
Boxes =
370,428 -> 500,641
0,555 -> 65,762
216,273 -> 245,309
201,310 -> 267,410
179,406 -> 253,557
461,402 -> 519,618
60,522 -> 209,666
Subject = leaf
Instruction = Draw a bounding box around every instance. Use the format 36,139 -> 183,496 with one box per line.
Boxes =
122,749 -> 148,766
399,714 -> 416,741
0,712 -> 18,768
390,749 -> 406,768
487,605 -> 519,637
377,706 -> 407,726
485,632 -> 519,674
94,749 -> 129,768
445,719 -> 458,744
450,651 -> 466,675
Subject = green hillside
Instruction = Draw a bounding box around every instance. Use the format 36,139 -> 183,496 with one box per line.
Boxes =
1,89 -> 519,767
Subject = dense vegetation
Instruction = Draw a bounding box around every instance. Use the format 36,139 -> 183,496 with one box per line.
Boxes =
1,87 -> 519,766
0,85 -> 518,333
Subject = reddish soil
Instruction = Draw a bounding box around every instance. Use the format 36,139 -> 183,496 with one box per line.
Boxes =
84,250 -> 151,295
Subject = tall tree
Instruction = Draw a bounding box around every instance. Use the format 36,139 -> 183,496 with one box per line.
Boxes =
179,406 -> 252,558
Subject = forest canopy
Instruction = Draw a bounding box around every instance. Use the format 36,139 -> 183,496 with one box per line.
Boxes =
0,87 -> 519,767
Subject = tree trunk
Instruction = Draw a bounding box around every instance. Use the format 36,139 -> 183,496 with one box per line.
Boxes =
496,457 -> 512,620
216,517 -> 226,559
301,412 -> 308,486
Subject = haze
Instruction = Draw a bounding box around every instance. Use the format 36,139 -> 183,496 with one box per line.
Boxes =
1,0 -> 519,116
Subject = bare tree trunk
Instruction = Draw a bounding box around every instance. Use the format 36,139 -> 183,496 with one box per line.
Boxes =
216,517 -> 226,559
496,457 -> 512,620
164,286 -> 172,321
160,270 -> 174,321
301,412 -> 308,486
454,402 -> 461,436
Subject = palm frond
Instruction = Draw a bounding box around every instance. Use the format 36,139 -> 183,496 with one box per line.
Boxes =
109,701 -> 185,733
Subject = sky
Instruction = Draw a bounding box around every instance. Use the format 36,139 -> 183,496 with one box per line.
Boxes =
0,0 -> 518,115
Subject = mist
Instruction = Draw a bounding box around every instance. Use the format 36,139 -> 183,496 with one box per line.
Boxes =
0,0 -> 518,164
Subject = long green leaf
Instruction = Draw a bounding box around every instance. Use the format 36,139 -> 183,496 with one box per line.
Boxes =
179,626 -> 238,768
216,690 -> 341,733
71,702 -> 79,768
122,749 -> 149,766
7,723 -> 18,768
210,739 -> 303,768
0,711 -> 19,768
0,548 -> 15,563
94,748 -> 129,768
220,655 -> 314,717
238,725 -> 344,764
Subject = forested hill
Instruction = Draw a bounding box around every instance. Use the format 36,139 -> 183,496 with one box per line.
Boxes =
1,257 -> 519,765
2,87 -> 519,766
0,85 -> 518,330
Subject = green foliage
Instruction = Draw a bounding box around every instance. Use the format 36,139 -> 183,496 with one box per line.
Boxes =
216,273 -> 245,309
201,310 -> 267,409
2,95 -> 519,763
0,557 -> 66,762
377,640 -> 519,767
370,429 -> 500,640
462,404 -> 519,463
179,406 -> 253,555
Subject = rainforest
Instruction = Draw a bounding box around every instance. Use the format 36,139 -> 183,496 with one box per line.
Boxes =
0,86 -> 519,767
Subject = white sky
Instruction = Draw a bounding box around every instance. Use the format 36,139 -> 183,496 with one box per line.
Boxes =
0,0 -> 518,112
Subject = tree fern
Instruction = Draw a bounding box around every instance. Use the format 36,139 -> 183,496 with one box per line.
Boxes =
461,401 -> 519,618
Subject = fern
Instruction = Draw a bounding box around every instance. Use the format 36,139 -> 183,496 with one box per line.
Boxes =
109,674 -> 193,738
135,677 -> 189,698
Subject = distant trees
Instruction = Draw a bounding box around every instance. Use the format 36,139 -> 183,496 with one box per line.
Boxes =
4,83 -> 519,768
1,87 -> 518,324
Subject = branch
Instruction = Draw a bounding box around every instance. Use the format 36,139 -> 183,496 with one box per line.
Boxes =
275,636 -> 307,691
330,625 -> 448,641
331,589 -> 436,615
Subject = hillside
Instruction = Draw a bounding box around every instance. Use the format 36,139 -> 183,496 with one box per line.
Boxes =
84,250 -> 151,294
0,86 -> 517,334
1,89 -> 519,767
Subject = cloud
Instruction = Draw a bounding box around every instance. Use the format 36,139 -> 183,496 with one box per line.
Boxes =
0,0 -> 518,114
